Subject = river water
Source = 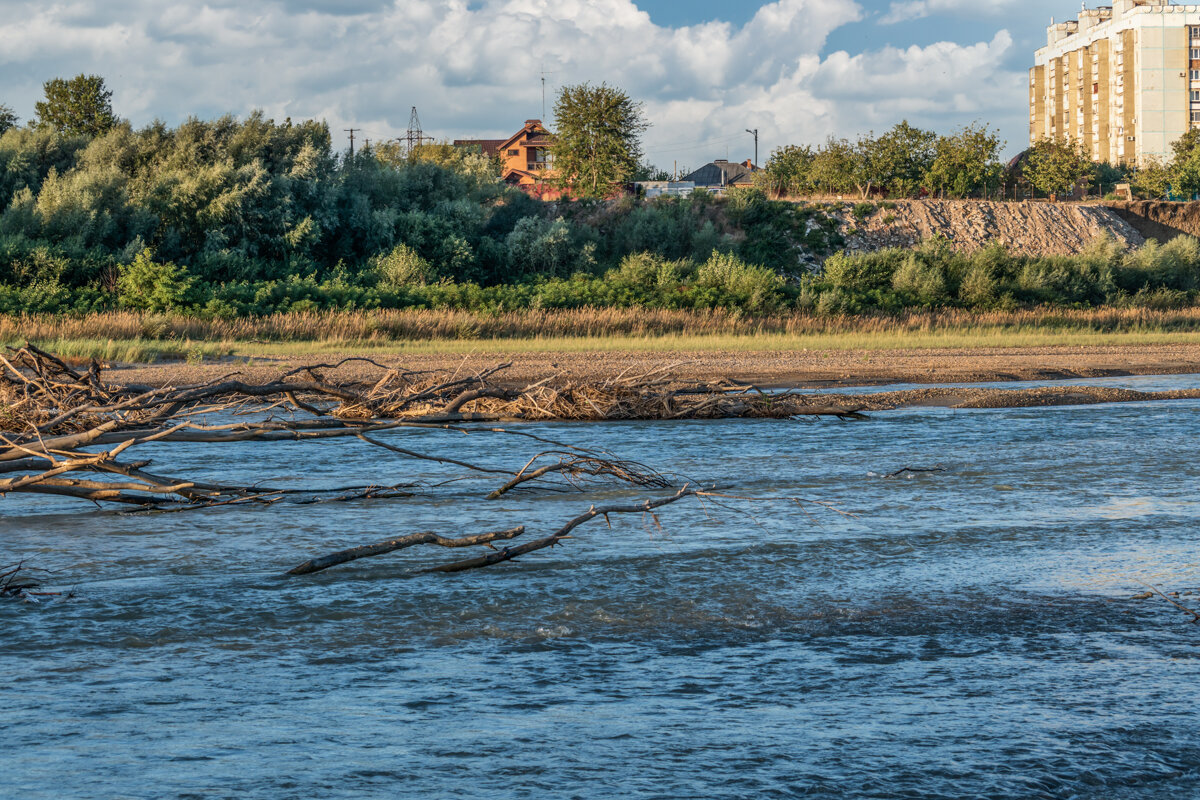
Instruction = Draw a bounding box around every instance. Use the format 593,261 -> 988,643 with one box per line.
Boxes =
3,377 -> 1200,799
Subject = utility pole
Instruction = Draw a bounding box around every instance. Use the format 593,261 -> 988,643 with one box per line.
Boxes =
345,128 -> 360,157
746,128 -> 759,168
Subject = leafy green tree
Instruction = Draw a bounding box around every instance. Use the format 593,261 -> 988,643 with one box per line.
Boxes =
873,121 -> 938,197
633,162 -> 671,182
1130,157 -> 1171,200
372,243 -> 435,287
35,74 -> 118,137
808,137 -> 857,195
0,104 -> 17,135
551,82 -> 648,197
926,122 -> 1005,198
851,133 -> 883,198
1169,129 -> 1200,198
1092,161 -> 1128,197
1024,138 -> 1092,200
376,140 -> 501,185
758,144 -> 814,197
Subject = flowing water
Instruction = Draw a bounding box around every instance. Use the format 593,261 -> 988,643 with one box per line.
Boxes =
3,377 -> 1200,799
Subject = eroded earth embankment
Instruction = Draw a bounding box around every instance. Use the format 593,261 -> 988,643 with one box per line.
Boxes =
842,200 -> 1147,255
1104,200 -> 1200,243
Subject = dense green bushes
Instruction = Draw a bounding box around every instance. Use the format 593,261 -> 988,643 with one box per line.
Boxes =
2,235 -> 1198,317
1,113 -> 1199,318
802,235 -> 1200,313
0,114 -> 844,304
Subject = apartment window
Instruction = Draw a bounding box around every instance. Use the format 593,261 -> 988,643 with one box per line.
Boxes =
1191,48 -> 1200,59
1193,70 -> 1200,80
1191,26 -> 1200,38
1192,111 -> 1200,123
507,149 -> 519,156
1191,90 -> 1200,102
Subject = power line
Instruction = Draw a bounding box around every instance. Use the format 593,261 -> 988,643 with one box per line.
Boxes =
344,128 -> 360,157
643,134 -> 746,156
645,132 -> 745,151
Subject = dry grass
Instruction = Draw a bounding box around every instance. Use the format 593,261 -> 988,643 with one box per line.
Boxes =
4,306 -> 1200,341
2,307 -> 1200,362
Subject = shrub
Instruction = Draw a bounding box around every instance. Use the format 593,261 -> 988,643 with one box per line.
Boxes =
117,249 -> 197,312
695,250 -> 783,311
822,249 -> 903,293
892,252 -> 949,305
958,261 -> 999,306
611,252 -> 690,288
506,216 -> 593,278
852,202 -> 875,221
373,243 -> 435,287
951,245 -> 1007,306
1120,235 -> 1200,292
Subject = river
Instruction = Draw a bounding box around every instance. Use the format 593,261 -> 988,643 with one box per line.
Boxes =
3,376 -> 1199,799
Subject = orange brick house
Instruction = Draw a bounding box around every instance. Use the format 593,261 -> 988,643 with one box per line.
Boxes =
456,119 -> 555,191
497,119 -> 554,187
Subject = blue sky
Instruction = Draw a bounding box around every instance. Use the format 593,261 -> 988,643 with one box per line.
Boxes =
0,0 -> 1104,164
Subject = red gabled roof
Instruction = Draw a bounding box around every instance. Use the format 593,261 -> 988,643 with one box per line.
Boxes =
496,119 -> 552,151
453,139 -> 506,158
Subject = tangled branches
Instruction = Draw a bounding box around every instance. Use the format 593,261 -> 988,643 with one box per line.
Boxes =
0,562 -> 70,603
0,345 -> 672,508
0,345 -> 847,577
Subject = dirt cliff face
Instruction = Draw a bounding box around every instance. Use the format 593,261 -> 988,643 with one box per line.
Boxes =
1104,201 -> 1200,243
840,200 -> 1145,255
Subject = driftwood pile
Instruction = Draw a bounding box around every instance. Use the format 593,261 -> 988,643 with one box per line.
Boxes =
0,346 -> 844,578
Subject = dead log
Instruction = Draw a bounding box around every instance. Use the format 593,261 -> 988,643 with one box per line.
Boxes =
429,486 -> 705,573
287,527 -> 526,575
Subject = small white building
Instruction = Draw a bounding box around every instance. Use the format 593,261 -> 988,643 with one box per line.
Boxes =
635,181 -> 697,199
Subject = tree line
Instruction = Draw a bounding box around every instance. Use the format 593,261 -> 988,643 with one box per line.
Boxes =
0,75 -> 845,316
756,123 -> 1193,201
0,74 -> 1198,319
758,121 -> 1007,199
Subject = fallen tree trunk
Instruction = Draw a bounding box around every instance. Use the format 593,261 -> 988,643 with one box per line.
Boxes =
288,527 -> 526,575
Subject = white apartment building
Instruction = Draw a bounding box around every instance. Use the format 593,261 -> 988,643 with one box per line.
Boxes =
1031,0 -> 1200,165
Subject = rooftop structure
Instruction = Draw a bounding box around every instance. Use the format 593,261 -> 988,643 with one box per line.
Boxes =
682,159 -> 758,189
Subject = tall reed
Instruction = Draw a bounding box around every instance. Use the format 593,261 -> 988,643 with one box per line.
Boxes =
2,307 -> 1199,345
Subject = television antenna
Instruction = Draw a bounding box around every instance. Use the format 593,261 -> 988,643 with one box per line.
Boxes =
541,66 -> 555,121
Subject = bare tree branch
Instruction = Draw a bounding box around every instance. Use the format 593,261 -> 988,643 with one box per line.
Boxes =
287,527 -> 526,575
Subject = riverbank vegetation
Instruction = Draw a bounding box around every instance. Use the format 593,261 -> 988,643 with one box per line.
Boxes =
8,306 -> 1200,364
4,230 -> 1200,318
2,76 -> 1200,331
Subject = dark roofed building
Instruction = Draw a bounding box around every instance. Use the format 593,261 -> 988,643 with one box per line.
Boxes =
682,159 -> 758,189
452,139 -> 507,158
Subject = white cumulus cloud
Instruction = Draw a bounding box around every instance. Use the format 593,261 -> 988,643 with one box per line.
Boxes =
0,0 -> 1032,163
880,0 -> 1022,25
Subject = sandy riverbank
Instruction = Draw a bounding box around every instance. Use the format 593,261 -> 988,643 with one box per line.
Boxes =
84,343 -> 1200,413
109,342 -> 1200,390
